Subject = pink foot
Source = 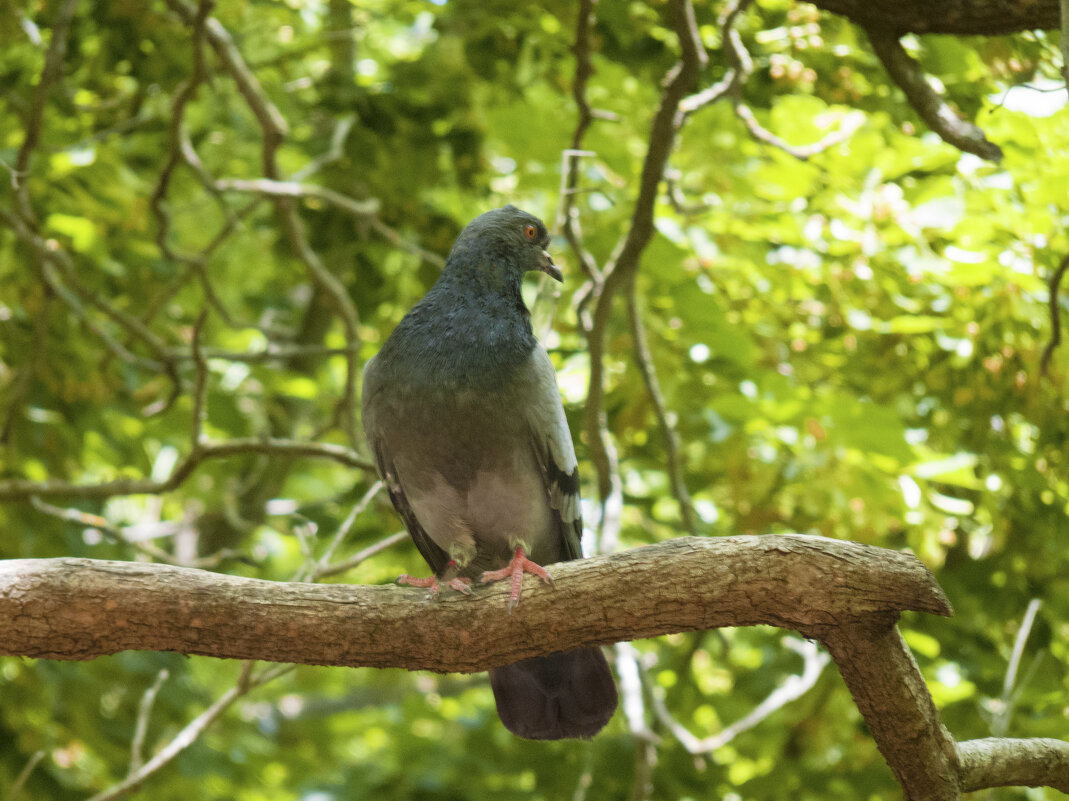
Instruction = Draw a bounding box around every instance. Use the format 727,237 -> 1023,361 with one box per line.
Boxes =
397,560 -> 472,598
479,546 -> 552,613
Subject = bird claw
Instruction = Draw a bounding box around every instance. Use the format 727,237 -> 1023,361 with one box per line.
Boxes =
396,573 -> 472,599
479,546 -> 552,613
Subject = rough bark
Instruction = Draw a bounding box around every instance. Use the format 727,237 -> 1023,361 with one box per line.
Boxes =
0,535 -> 950,670
817,620 -> 961,801
808,0 -> 1059,35
3,534 -> 1067,797
957,738 -> 1069,793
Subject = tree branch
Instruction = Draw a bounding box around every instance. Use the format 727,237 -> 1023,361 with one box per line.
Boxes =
957,738 -> 1069,793
626,284 -> 697,533
3,535 -> 1065,796
867,31 -> 1003,162
0,535 -> 950,669
818,619 -> 961,801
12,0 -> 79,223
584,0 -> 706,511
0,437 -> 374,501
1040,251 -> 1069,377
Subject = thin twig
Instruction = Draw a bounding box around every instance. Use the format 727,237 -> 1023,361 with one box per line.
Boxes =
28,496 -> 243,568
626,284 -> 697,533
709,0 -> 863,161
652,637 -> 830,753
1062,0 -> 1069,89
151,0 -> 214,266
307,480 -> 384,579
86,661 -> 285,801
128,669 -> 170,775
615,642 -> 660,742
169,344 -> 358,363
4,750 -> 45,801
1040,251 -> 1069,376
1,438 -> 374,501
12,0 -> 80,223
189,310 -> 210,446
213,177 -> 379,217
314,529 -> 409,579
290,113 -> 356,181
165,0 -> 363,448
991,598 -> 1042,737
557,0 -> 604,285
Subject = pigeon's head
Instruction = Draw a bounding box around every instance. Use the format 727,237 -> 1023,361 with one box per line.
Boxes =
448,205 -> 561,284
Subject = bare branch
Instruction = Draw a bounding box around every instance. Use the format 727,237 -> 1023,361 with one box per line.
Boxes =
28,496 -> 244,568
1062,0 -> 1069,88
626,284 -> 697,533
733,103 -> 865,160
128,669 -> 170,776
1040,251 -> 1069,376
0,438 -> 374,501
151,0 -> 214,266
4,750 -> 45,801
213,177 -> 442,267
164,0 -> 363,447
557,0 -> 604,285
0,536 -> 952,668
7,537 -> 1064,795
300,479 -> 384,580
653,637 -> 829,753
12,0 -> 79,223
189,310 -> 210,446
163,0 -> 287,150
314,529 -> 408,580
615,641 -> 660,742
867,31 -> 1003,161
170,343 -> 358,364
290,113 -> 356,181
85,662 -> 288,801
707,0 -> 864,161
213,177 -> 380,218
957,738 -> 1069,793
583,0 -> 707,512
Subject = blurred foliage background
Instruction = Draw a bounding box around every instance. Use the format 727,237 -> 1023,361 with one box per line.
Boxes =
1,0 -> 1067,798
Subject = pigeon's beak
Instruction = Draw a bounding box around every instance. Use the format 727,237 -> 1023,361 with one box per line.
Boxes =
537,249 -> 562,282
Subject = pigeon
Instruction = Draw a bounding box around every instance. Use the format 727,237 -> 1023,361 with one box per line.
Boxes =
361,205 -> 618,740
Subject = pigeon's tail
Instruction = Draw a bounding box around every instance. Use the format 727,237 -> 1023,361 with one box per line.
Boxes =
489,648 -> 617,740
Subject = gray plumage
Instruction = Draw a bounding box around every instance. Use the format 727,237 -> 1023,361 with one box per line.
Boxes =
362,205 -> 617,740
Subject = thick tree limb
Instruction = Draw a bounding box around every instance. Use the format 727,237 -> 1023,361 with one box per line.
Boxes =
819,620 -> 961,801
957,738 -> 1069,793
3,534 -> 1066,797
0,535 -> 949,669
810,0 -> 1059,35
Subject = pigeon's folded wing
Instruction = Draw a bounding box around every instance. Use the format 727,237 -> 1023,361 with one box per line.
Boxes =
524,346 -> 584,561
363,357 -> 450,575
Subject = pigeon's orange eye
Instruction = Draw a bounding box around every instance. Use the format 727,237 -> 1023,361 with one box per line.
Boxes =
524,224 -> 538,240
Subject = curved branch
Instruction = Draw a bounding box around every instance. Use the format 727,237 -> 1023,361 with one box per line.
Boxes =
4,535 -> 1065,796
1040,251 -> 1069,376
0,535 -> 949,668
867,31 -> 1003,162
